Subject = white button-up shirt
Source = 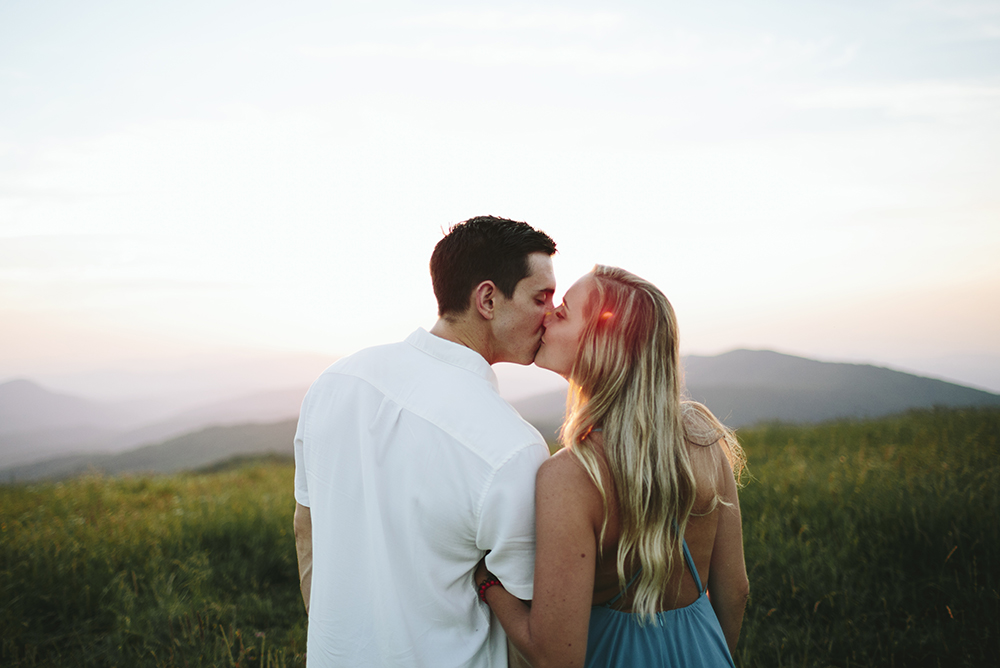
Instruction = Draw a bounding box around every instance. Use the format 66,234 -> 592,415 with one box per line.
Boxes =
294,328 -> 550,667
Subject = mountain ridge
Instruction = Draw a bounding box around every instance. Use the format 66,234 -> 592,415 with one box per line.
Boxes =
3,349 -> 999,482
1,419 -> 297,483
0,380 -> 307,470
514,349 -> 1000,440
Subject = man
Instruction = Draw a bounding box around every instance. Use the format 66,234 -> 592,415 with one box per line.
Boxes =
293,216 -> 557,667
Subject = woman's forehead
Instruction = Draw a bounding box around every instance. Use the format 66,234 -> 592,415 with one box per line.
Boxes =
564,274 -> 596,302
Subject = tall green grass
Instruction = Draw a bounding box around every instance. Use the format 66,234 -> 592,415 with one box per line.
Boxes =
1,407 -> 997,666
0,462 -> 306,667
736,407 -> 999,667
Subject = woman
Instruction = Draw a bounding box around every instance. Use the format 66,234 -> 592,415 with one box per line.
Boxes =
476,266 -> 749,668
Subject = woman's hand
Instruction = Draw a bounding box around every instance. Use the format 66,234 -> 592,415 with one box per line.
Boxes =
474,555 -> 490,589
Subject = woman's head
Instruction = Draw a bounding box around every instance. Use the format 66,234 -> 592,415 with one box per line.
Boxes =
536,265 -> 681,413
533,273 -> 596,379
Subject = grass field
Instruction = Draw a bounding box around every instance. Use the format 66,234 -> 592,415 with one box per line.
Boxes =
2,408 -> 998,667
0,455 -> 306,667
735,407 -> 999,667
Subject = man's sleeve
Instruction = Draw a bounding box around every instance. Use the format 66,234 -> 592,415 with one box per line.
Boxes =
293,394 -> 310,508
476,441 -> 550,601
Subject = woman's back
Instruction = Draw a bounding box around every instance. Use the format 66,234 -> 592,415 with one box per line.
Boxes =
578,415 -> 746,667
589,434 -> 729,610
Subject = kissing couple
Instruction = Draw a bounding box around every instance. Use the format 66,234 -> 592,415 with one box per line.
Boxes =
293,216 -> 748,667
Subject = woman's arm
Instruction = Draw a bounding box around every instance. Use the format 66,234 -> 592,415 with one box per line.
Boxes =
477,452 -> 600,668
706,445 -> 750,655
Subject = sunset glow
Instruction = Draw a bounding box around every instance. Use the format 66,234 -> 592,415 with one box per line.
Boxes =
1,1 -> 998,398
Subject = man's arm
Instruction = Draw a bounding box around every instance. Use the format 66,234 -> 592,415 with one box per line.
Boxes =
476,443 -> 550,599
293,502 -> 313,614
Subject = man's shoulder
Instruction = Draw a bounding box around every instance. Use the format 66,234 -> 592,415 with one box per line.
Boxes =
308,339 -> 410,385
330,339 -> 408,369
302,336 -> 547,463
439,391 -> 549,468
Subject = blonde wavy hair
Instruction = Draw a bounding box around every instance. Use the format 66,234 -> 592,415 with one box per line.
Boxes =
560,265 -> 746,623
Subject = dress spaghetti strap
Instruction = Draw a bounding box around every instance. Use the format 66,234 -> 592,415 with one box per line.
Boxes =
681,539 -> 704,595
602,537 -> 702,608
603,568 -> 643,607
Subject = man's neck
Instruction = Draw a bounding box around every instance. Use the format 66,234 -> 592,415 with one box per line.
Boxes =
429,317 -> 497,364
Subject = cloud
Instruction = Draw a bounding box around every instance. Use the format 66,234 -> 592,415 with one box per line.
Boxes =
0,234 -> 140,268
0,234 -> 244,317
300,41 -> 687,74
908,0 -> 1000,20
828,43 -> 861,69
402,9 -> 625,34
0,67 -> 31,81
792,81 -> 1000,121
903,1 -> 1000,40
299,31 -> 856,78
0,185 -> 103,204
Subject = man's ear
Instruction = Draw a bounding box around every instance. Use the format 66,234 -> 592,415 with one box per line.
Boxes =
473,281 -> 497,320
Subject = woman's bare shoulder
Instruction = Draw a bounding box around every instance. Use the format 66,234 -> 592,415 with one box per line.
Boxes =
681,401 -> 725,445
686,437 -> 738,515
537,447 -> 605,523
538,447 -> 595,485
687,435 -> 733,465
681,400 -> 742,488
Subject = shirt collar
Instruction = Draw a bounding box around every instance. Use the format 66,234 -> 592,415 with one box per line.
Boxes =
406,328 -> 500,393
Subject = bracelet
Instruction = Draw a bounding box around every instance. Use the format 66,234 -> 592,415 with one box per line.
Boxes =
478,571 -> 503,603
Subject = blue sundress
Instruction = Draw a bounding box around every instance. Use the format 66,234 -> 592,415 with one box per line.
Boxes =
585,539 -> 736,667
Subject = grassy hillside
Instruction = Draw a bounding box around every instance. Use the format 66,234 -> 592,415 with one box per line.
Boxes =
0,462 -> 306,667
735,407 -> 999,666
2,419 -> 297,483
1,407 -> 997,667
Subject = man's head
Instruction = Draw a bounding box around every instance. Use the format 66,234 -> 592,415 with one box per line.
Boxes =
430,216 -> 557,365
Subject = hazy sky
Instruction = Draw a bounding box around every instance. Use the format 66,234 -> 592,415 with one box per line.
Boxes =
2,0 -> 999,397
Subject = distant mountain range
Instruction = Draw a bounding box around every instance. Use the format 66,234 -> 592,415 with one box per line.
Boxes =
514,350 -> 1000,441
1,420 -> 297,483
0,380 -> 307,470
2,349 -> 999,482
684,349 -> 1000,423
